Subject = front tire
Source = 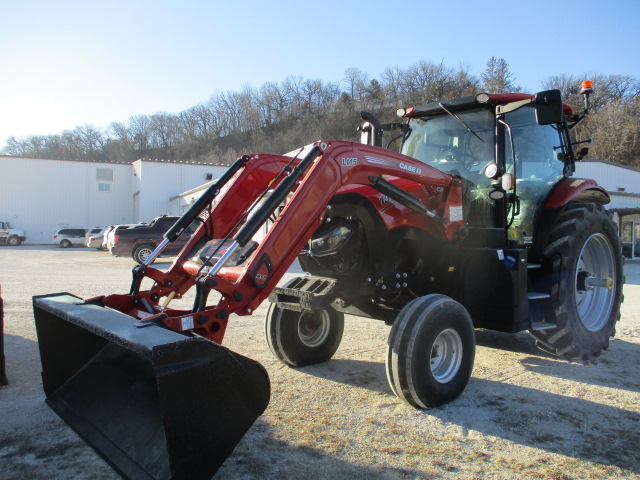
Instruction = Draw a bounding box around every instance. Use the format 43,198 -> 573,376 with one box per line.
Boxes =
265,303 -> 344,367
133,244 -> 155,265
7,236 -> 21,246
529,203 -> 624,362
386,294 -> 476,408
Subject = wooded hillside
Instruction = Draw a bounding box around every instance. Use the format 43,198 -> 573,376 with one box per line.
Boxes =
3,58 -> 639,167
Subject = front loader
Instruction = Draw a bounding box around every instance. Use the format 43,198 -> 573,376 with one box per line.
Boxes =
34,82 -> 623,479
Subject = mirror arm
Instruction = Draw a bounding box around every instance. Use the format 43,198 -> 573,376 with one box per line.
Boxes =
495,99 -> 533,116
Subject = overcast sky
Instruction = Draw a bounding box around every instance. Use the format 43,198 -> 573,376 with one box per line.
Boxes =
1,0 -> 638,145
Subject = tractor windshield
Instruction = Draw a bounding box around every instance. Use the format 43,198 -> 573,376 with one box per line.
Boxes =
402,108 -> 497,227
401,108 -> 495,186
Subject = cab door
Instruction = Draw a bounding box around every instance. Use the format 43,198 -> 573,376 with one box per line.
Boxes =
502,106 -> 566,246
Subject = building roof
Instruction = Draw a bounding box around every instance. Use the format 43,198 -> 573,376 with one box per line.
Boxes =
0,154 -> 130,165
0,154 -> 230,167
135,157 -> 230,166
578,158 -> 640,174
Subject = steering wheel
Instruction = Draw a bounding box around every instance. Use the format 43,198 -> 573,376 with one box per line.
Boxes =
453,151 -> 480,169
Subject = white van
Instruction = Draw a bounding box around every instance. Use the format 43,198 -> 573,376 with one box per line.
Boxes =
52,228 -> 88,248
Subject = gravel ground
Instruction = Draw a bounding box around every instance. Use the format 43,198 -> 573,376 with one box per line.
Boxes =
0,246 -> 639,480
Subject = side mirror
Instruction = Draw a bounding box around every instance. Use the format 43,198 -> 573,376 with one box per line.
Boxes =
534,89 -> 563,125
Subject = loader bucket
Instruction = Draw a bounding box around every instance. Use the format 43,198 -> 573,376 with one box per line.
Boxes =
33,293 -> 270,480
0,285 -> 7,386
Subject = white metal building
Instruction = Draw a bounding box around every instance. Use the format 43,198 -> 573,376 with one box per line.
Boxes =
0,155 -> 228,244
574,159 -> 640,258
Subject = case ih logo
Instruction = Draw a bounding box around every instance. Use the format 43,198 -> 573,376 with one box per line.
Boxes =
341,157 -> 358,166
399,163 -> 422,175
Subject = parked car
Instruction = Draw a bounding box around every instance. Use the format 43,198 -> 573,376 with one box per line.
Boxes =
109,215 -> 195,264
101,226 -> 116,250
104,223 -> 145,251
52,228 -> 88,248
84,227 -> 109,249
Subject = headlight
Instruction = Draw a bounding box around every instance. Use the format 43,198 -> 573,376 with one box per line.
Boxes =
310,225 -> 353,256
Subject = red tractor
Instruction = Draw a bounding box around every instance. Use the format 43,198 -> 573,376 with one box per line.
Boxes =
34,82 -> 623,479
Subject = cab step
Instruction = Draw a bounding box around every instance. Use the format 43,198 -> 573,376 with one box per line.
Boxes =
528,291 -> 550,300
530,321 -> 556,331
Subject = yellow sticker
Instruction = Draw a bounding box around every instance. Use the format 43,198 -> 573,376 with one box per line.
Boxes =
570,179 -> 585,187
448,266 -> 455,272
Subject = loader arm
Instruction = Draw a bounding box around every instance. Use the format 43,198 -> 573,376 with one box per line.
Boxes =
103,140 -> 464,343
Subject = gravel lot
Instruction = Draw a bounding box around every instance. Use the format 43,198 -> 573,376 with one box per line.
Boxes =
0,246 -> 639,479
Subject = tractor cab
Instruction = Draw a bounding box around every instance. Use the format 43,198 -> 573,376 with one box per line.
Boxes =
396,89 -> 577,246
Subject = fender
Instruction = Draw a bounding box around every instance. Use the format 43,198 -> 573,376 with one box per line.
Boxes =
544,177 -> 610,209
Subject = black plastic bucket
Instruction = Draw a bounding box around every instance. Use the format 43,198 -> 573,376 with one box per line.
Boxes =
0,286 -> 7,386
33,293 -> 270,480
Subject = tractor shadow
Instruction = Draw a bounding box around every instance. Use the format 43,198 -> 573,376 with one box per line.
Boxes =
298,336 -> 640,473
218,418 -> 427,480
301,358 -> 390,394
474,328 -> 540,354
444,377 -> 640,472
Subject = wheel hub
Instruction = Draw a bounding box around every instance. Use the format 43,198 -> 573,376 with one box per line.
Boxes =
430,328 -> 463,384
298,311 -> 330,348
575,233 -> 616,332
139,248 -> 152,262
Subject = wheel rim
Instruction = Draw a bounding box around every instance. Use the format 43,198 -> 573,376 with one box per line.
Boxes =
138,247 -> 153,262
430,328 -> 463,384
297,310 -> 330,348
575,233 -> 616,332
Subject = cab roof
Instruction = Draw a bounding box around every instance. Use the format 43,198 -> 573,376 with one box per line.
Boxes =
405,93 -> 574,118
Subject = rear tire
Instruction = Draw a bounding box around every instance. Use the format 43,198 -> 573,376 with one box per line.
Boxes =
265,303 -> 344,367
529,203 -> 624,362
386,294 -> 475,408
60,239 -> 71,248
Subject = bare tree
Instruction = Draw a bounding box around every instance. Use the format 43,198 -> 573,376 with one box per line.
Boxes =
74,124 -> 104,153
259,81 -> 289,126
450,63 -> 480,98
150,114 -> 179,149
343,67 -> 370,107
481,57 -> 520,93
381,66 -> 404,105
128,114 -> 152,151
588,100 -> 640,164
2,136 -> 30,156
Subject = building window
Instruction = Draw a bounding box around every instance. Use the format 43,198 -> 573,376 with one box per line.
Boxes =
98,183 -> 111,192
97,168 -> 114,181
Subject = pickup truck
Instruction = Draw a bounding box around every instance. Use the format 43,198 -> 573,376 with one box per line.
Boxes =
109,215 -> 195,264
0,221 -> 26,246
